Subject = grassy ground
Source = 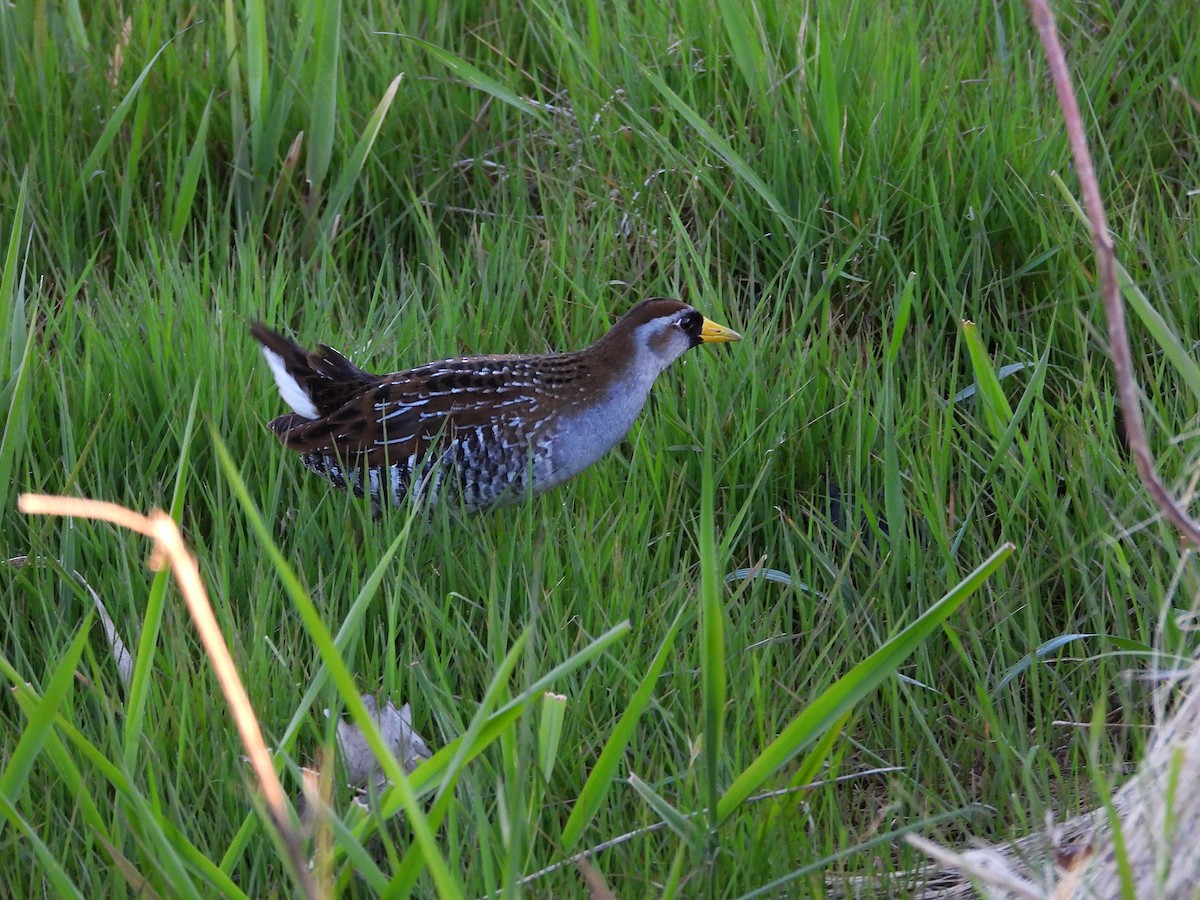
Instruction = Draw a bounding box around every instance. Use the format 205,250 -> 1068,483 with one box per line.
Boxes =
2,0 -> 1200,895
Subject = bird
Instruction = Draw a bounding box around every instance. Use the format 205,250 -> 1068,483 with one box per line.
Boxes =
251,298 -> 742,514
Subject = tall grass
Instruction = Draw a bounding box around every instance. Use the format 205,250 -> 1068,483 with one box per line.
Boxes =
2,0 -> 1199,894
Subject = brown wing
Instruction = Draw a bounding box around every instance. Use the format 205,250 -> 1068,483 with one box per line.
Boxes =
269,356 -> 548,471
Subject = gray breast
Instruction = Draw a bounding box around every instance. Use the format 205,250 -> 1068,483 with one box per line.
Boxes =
541,376 -> 655,490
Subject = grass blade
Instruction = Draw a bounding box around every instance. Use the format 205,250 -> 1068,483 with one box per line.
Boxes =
537,691 -> 568,784
0,169 -> 29,381
641,67 -> 797,240
170,93 -> 214,244
61,0 -> 89,51
717,0 -> 766,96
393,35 -> 550,124
815,21 -> 843,195
961,319 -> 1017,443
699,449 -> 725,831
628,774 -> 701,851
0,286 -> 34,520
211,428 -> 464,899
0,617 -> 92,805
1052,172 -> 1200,406
883,275 -> 918,543
244,0 -> 268,164
560,606 -> 687,850
887,273 -> 917,368
305,0 -> 341,196
315,73 -> 403,247
717,543 -> 1013,821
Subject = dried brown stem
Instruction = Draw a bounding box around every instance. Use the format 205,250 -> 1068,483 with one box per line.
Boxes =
18,493 -> 319,899
1027,0 -> 1200,546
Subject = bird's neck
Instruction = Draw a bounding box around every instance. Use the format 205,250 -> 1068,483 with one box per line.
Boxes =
577,321 -> 665,396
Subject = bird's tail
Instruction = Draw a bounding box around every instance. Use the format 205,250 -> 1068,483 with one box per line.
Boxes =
250,323 -> 378,420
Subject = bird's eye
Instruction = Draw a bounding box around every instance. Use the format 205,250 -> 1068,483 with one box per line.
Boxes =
678,313 -> 699,331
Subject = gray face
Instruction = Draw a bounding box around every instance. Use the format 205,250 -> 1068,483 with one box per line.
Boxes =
540,306 -> 707,489
638,307 -> 707,372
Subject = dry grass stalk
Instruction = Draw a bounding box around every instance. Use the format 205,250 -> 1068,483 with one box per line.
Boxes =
17,493 -> 319,900
902,0 -> 1200,893
1026,0 -> 1200,546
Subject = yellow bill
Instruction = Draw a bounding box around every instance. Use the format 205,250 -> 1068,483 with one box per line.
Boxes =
699,318 -> 743,343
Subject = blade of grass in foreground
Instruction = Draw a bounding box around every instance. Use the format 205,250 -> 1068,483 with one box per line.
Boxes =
717,543 -> 1014,821
0,174 -> 33,519
211,428 -> 465,899
0,617 -> 92,809
699,447 -> 725,832
0,794 -> 85,899
560,605 -> 687,851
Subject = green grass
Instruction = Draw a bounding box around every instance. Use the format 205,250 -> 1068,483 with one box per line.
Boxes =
3,0 -> 1200,895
